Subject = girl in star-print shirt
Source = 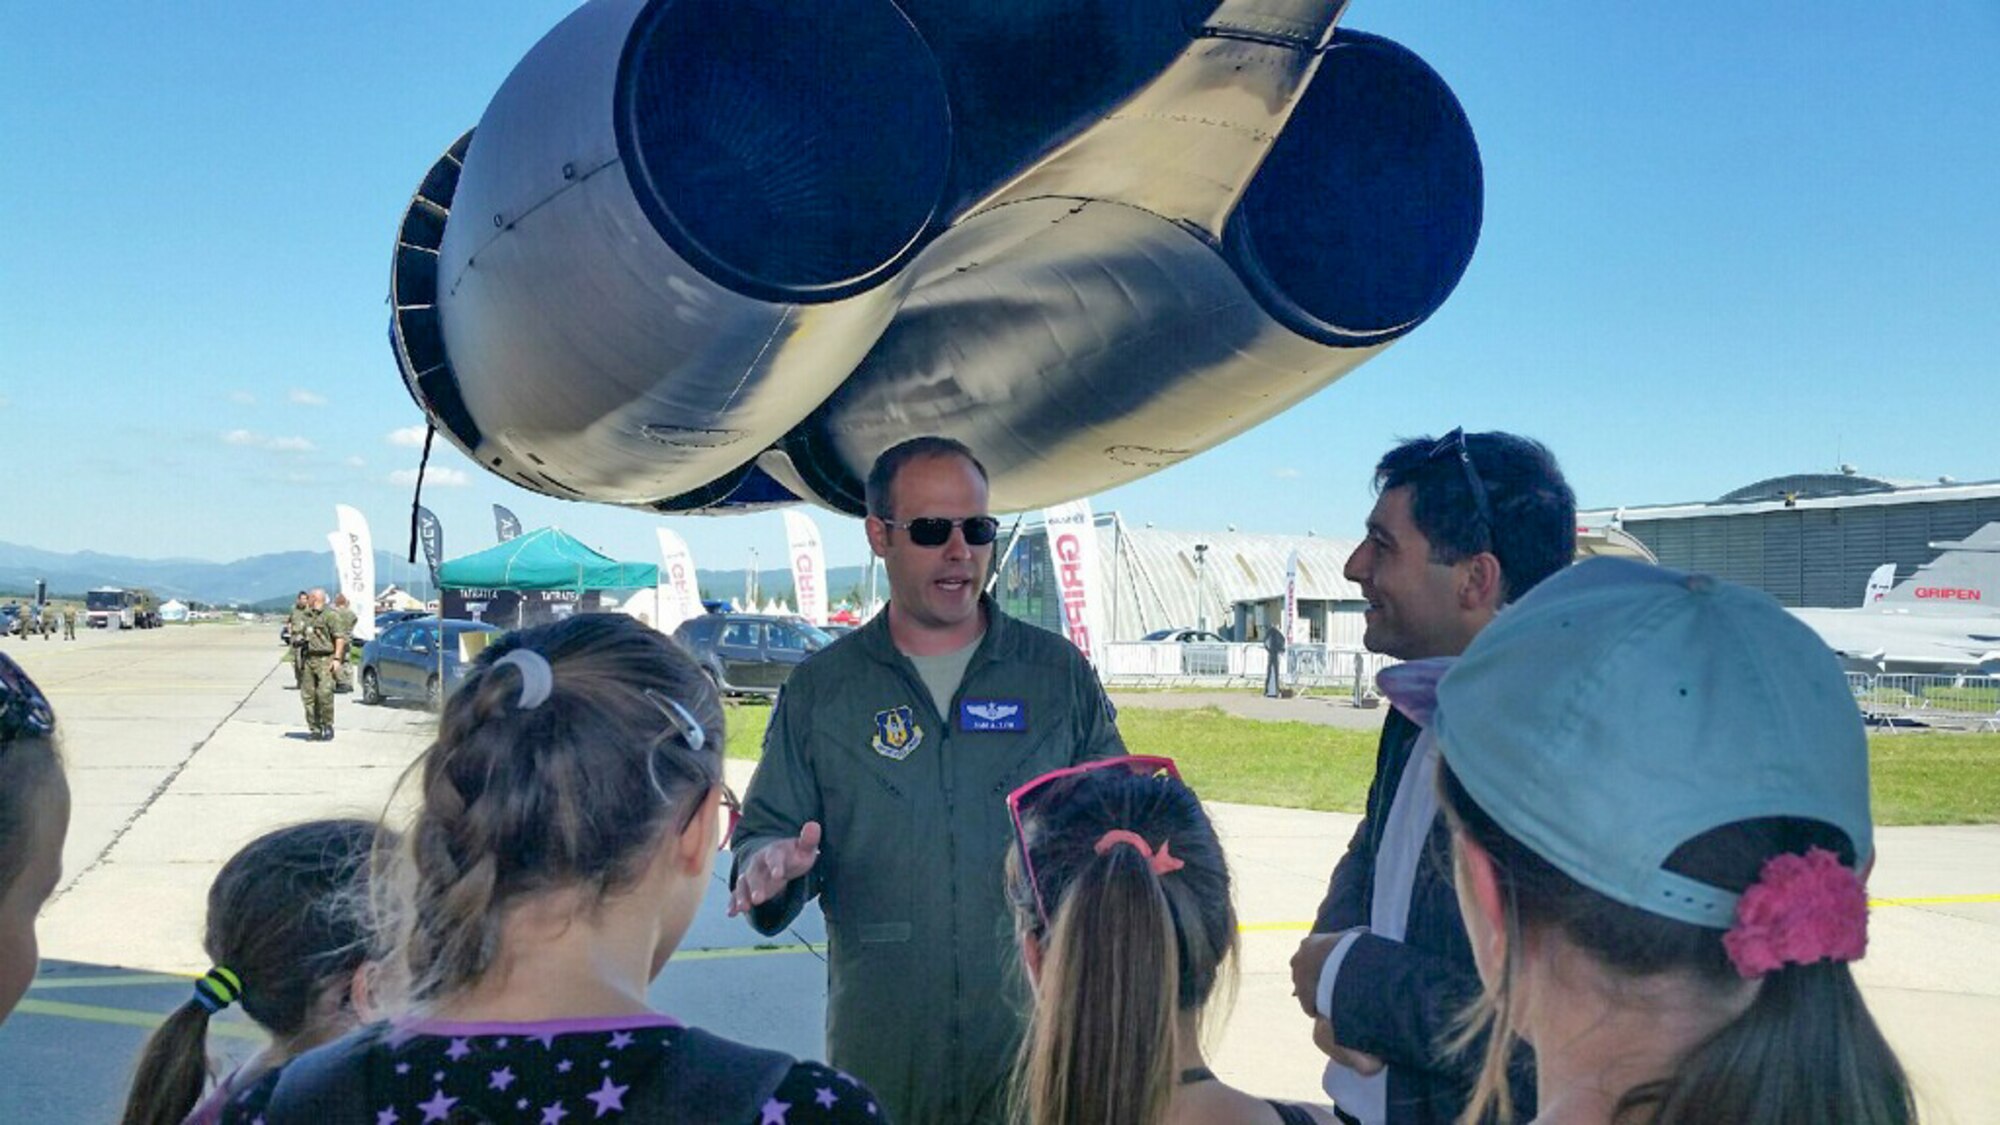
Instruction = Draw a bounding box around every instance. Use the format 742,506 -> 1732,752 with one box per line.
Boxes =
218,1014 -> 883,1124
218,616 -> 891,1124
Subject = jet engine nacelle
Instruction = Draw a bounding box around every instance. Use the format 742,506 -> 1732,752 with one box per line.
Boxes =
390,0 -> 1482,515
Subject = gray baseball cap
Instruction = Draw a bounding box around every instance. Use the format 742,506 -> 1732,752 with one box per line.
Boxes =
1433,558 -> 1873,930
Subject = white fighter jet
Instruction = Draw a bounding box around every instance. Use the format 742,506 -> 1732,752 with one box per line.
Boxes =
1791,523 -> 2000,677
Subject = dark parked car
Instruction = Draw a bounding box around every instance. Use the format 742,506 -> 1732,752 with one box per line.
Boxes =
673,614 -> 833,697
360,617 -> 501,707
1142,627 -> 1227,643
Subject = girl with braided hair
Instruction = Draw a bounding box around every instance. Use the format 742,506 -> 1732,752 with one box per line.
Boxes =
222,612 -> 885,1124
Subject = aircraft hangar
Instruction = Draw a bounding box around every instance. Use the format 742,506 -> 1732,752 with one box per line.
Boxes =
992,516 -> 1365,646
1579,469 -> 2000,609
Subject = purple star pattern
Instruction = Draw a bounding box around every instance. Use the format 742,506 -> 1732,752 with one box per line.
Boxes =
516,1097 -> 530,1110
496,1038 -> 511,1048
541,1102 -> 570,1125
531,1032 -> 558,1049
760,1097 -> 791,1125
585,1076 -> 630,1118
867,1103 -> 878,1116
376,1110 -> 400,1125
815,1087 -> 837,1109
395,1062 -> 411,1075
607,1031 -> 635,1050
557,1058 -> 574,1073
417,1088 -> 460,1123
489,1065 -> 517,1091
432,1071 -> 445,1082
600,1060 -> 611,1070
445,1038 -> 472,1061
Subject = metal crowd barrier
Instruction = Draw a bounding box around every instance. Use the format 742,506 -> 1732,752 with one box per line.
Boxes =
1846,672 -> 2000,732
1102,641 -> 1396,696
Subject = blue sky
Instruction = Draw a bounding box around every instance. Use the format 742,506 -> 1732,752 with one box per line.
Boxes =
3,2 -> 1995,571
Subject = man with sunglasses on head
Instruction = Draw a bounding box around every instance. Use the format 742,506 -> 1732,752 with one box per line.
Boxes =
730,435 -> 1126,1125
1289,430 -> 1573,1125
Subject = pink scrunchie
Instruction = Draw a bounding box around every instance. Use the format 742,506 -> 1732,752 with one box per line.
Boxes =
1721,847 -> 1868,979
1094,829 -> 1185,875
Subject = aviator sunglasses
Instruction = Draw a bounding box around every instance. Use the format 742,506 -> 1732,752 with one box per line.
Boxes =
0,653 -> 57,747
880,515 -> 1001,548
1426,427 -> 1495,544
1006,755 -> 1182,928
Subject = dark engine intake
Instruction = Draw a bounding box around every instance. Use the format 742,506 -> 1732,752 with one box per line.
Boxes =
389,0 -> 1482,515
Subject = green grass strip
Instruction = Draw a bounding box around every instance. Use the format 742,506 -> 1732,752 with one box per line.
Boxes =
726,703 -> 2000,825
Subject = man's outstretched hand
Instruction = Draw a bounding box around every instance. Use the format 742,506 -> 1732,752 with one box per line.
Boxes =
727,821 -> 822,917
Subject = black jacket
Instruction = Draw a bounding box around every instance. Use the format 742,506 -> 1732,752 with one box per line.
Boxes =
1314,709 -> 1534,1124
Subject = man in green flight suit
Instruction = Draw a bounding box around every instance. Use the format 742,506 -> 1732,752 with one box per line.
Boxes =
729,437 -> 1127,1125
284,591 -> 311,691
297,588 -> 338,741
328,593 -> 358,693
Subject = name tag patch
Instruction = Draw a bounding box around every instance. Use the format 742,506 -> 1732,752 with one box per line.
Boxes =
959,698 -> 1028,733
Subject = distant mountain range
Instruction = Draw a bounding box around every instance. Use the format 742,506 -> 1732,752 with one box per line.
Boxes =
0,540 -> 873,612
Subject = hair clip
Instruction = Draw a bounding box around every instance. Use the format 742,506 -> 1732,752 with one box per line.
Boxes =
647,690 -> 706,754
493,649 -> 555,710
1094,829 -> 1185,875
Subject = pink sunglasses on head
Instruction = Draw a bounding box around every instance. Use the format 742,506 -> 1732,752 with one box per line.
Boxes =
1006,755 -> 1182,929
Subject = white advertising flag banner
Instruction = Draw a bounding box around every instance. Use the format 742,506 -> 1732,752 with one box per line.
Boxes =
781,510 -> 828,626
654,528 -> 703,633
331,505 -> 377,640
1042,499 -> 1106,666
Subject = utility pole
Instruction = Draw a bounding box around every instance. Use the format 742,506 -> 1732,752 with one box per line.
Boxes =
747,547 -> 759,608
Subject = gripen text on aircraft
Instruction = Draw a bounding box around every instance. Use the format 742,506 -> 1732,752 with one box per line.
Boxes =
1914,588 -> 1982,601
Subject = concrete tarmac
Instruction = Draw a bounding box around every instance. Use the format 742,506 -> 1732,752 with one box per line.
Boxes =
3,625 -> 1994,1123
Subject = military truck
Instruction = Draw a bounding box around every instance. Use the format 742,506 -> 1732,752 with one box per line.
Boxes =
85,587 -> 162,629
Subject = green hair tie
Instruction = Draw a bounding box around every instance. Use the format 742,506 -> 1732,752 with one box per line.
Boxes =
192,966 -> 242,1013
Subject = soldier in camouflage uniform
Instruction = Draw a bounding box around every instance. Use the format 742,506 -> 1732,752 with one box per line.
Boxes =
328,594 -> 358,692
61,603 -> 77,640
285,591 -> 311,690
298,589 -> 338,740
40,605 -> 55,640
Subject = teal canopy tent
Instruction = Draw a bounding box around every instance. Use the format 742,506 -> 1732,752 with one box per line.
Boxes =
438,528 -> 658,591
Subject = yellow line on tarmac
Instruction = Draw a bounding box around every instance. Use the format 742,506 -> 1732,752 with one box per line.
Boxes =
1238,893 -> 2000,934
1239,921 -> 1314,933
28,973 -> 193,990
676,943 -> 825,961
14,946 -> 828,1035
11,998 -> 265,1041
